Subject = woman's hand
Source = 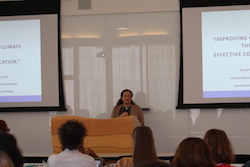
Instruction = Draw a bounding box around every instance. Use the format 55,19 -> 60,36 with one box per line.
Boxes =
119,112 -> 128,117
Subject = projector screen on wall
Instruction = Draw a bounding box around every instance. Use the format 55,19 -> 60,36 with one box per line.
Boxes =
0,0 -> 66,111
177,0 -> 250,108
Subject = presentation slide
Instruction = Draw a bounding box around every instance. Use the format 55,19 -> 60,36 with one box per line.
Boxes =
202,10 -> 250,98
0,0 -> 65,111
0,19 -> 42,103
179,3 -> 250,108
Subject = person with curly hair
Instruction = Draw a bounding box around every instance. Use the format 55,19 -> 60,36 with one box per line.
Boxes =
204,129 -> 235,167
47,120 -> 96,167
170,137 -> 216,167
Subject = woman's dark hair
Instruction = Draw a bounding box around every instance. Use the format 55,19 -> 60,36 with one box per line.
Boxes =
116,89 -> 136,105
59,120 -> 87,150
170,137 -> 215,167
0,120 -> 8,132
132,126 -> 158,167
204,129 -> 235,164
0,132 -> 23,167
2,133 -> 17,147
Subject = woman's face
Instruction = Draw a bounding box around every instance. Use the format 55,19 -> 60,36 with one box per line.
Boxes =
121,91 -> 132,105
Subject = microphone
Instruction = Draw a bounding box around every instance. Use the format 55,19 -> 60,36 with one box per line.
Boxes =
124,106 -> 129,112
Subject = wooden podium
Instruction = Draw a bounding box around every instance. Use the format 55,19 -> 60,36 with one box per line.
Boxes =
51,115 -> 141,153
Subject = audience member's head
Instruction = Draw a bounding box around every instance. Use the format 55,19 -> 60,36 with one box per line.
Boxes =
59,120 -> 87,150
138,161 -> 171,167
170,137 -> 215,167
132,126 -> 158,167
0,132 -> 23,167
0,120 -> 10,133
204,129 -> 235,164
3,133 -> 17,147
0,150 -> 14,167
243,160 -> 250,167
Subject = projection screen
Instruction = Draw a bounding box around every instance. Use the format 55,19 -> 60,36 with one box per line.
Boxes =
0,0 -> 66,111
177,0 -> 250,108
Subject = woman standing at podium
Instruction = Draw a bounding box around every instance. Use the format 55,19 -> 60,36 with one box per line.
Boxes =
111,89 -> 144,126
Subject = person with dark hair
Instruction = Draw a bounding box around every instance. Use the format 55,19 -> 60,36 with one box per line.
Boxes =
111,89 -> 144,125
47,120 -> 96,167
0,120 -> 10,133
204,129 -> 235,167
244,160 -> 250,167
170,137 -> 215,167
115,126 -> 160,167
0,132 -> 23,167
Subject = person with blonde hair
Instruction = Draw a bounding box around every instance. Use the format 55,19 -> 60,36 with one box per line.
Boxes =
204,129 -> 235,167
116,126 -> 159,167
0,151 -> 14,167
170,137 -> 215,167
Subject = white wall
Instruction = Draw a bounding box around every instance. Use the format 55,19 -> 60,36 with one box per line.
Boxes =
61,0 -> 179,15
1,0 -> 250,156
